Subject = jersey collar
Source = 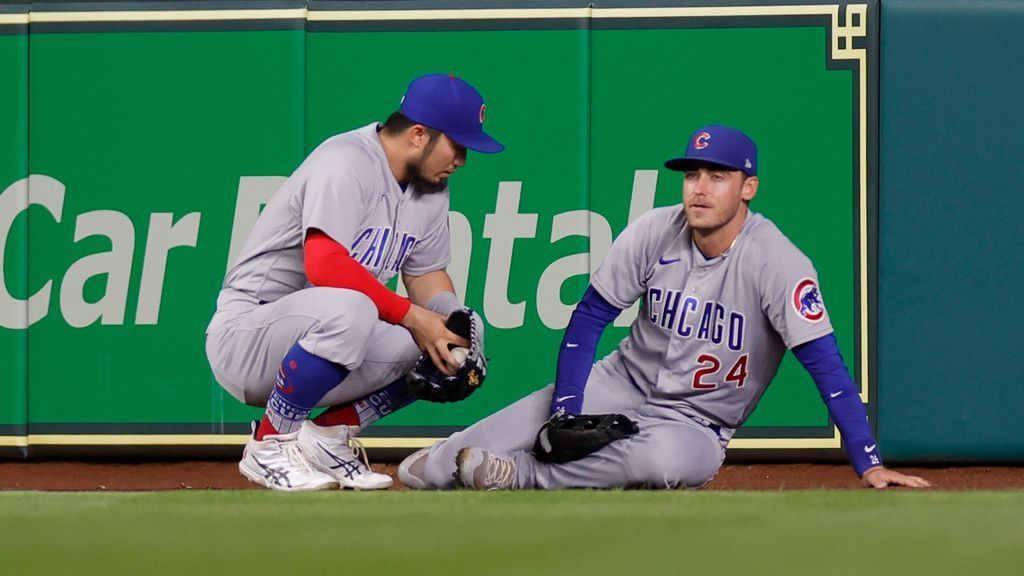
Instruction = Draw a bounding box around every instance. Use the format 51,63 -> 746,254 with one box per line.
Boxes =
690,211 -> 755,267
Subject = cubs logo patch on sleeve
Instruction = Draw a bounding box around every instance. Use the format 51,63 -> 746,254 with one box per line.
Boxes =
793,278 -> 826,322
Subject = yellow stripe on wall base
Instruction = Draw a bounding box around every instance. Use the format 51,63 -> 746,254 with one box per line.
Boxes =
0,14 -> 31,25
0,435 -> 434,448
0,428 -> 841,450
27,434 -> 252,446
0,436 -> 28,448
729,432 -> 842,450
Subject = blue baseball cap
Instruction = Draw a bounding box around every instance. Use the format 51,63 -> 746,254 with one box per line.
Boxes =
664,125 -> 757,176
399,74 -> 504,154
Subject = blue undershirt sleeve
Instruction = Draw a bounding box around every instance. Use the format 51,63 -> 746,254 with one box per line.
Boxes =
792,333 -> 883,476
550,285 -> 623,417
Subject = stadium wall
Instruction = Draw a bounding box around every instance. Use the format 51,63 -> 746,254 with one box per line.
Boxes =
0,0 -> 1018,463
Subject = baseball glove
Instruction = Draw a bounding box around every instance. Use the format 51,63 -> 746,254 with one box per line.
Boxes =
532,413 -> 640,464
406,307 -> 487,403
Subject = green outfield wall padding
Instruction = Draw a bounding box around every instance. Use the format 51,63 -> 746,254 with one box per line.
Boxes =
0,21 -> 29,450
26,29 -> 307,430
879,0 -> 1024,461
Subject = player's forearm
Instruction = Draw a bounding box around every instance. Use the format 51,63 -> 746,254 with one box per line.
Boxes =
792,334 -> 882,476
304,229 -> 411,324
826,393 -> 881,476
552,286 -> 622,416
402,270 -> 458,311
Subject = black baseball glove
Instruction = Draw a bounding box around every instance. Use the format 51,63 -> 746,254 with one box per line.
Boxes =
406,307 -> 487,403
532,413 -> 640,463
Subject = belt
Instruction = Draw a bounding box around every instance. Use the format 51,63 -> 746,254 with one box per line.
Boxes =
687,415 -> 722,439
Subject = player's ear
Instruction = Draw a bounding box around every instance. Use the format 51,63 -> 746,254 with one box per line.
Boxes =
409,124 -> 430,150
741,176 -> 759,202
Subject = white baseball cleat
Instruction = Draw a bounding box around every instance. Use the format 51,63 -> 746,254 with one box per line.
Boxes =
398,446 -> 432,490
454,447 -> 516,490
239,422 -> 339,492
298,421 -> 393,490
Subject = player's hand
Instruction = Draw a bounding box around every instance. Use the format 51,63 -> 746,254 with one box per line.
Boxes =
862,466 -> 931,489
401,304 -> 470,375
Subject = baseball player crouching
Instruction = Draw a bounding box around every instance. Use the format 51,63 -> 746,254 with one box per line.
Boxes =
205,74 -> 503,491
398,125 -> 930,491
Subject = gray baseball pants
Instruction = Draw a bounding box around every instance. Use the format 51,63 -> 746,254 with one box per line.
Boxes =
205,287 -> 421,407
413,351 -> 726,490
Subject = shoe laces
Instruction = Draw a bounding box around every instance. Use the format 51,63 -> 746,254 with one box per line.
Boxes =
281,440 -> 317,474
484,453 -> 516,489
347,437 -> 372,473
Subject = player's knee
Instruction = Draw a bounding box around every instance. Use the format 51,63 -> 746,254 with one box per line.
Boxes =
293,289 -> 380,369
333,290 -> 377,330
316,290 -> 377,339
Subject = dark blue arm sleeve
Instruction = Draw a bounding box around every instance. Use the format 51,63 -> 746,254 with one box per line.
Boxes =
550,285 -> 622,417
792,333 -> 882,476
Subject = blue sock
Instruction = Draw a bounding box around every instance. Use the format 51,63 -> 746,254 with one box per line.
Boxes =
312,376 -> 417,428
352,376 -> 418,427
260,343 -> 350,438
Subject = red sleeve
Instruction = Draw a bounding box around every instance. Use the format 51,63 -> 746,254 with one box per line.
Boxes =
304,229 -> 411,325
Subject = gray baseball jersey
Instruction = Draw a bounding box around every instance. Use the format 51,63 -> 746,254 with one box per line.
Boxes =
592,205 -> 833,439
407,205 -> 835,489
206,123 -> 450,405
215,122 -> 450,313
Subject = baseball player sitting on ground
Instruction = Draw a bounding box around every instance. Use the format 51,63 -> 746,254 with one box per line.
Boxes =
396,124 -> 930,490
205,74 -> 503,491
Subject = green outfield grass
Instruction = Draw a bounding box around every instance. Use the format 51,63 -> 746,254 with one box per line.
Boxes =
0,491 -> 1021,575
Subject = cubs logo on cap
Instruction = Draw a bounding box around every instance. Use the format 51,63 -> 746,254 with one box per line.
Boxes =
399,73 -> 504,153
793,278 -> 826,322
664,124 -> 757,176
